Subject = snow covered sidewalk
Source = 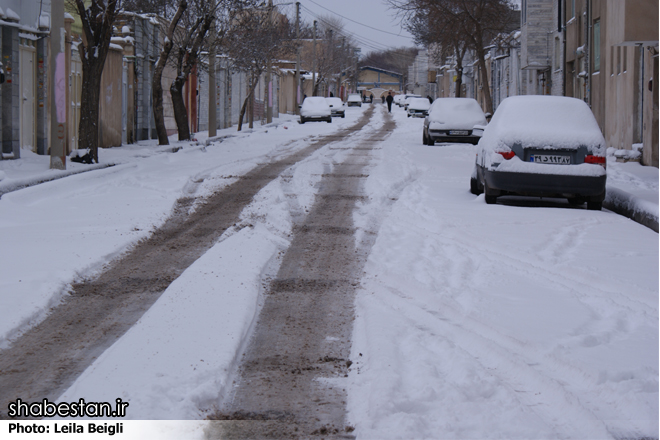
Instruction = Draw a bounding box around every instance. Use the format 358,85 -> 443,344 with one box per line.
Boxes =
604,154 -> 659,232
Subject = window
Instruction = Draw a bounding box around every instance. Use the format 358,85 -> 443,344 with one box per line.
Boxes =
611,46 -> 615,76
570,0 -> 576,19
617,46 -> 621,74
522,0 -> 526,24
593,20 -> 600,72
623,46 -> 627,73
554,37 -> 561,71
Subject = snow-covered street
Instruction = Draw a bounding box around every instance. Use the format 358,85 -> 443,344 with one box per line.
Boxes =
0,104 -> 657,439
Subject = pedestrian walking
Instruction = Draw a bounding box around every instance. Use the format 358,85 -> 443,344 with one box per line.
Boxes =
386,91 -> 394,113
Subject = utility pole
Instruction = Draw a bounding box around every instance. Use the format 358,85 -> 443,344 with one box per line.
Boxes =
295,2 -> 301,114
312,20 -> 317,96
50,0 -> 66,169
328,29 -> 333,97
266,0 -> 273,123
338,37 -> 344,99
208,20 -> 217,138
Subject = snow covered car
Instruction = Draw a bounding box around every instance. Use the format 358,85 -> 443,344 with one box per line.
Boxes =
346,94 -> 362,107
423,98 -> 487,145
406,98 -> 431,118
300,97 -> 332,124
403,94 -> 422,109
470,95 -> 607,210
326,97 -> 346,118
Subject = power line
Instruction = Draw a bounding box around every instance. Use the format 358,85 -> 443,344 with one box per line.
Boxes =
299,6 -> 414,54
305,0 -> 414,40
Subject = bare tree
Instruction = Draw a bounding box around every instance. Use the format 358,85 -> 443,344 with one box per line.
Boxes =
153,0 -> 187,145
298,16 -> 359,97
390,0 -> 518,113
71,0 -> 122,163
404,9 -> 467,97
168,0 -> 216,141
226,6 -> 297,131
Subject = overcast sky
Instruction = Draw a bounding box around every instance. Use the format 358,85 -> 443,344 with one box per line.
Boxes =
276,0 -> 418,56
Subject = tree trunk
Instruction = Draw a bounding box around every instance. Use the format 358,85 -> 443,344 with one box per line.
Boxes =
78,60 -> 104,163
455,67 -> 463,98
170,13 -> 214,141
237,76 -> 259,131
171,77 -> 191,141
476,46 -> 494,115
153,0 -> 187,145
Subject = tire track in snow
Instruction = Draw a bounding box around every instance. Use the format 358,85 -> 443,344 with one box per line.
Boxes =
208,106 -> 397,438
0,112 -> 376,419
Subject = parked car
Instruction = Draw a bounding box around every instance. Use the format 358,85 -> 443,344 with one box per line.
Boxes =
347,94 -> 362,107
397,93 -> 418,107
406,98 -> 431,118
393,94 -> 405,106
403,94 -> 422,109
300,97 -> 332,123
470,95 -> 607,210
423,98 -> 487,145
326,97 -> 346,118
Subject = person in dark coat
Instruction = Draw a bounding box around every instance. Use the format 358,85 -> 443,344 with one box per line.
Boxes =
386,91 -> 394,113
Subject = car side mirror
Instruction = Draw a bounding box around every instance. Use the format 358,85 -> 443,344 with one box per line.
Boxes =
485,112 -> 492,122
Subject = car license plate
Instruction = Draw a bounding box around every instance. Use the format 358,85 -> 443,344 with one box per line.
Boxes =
449,130 -> 469,135
530,154 -> 571,164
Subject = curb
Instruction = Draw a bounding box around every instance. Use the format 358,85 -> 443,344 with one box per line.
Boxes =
604,186 -> 659,232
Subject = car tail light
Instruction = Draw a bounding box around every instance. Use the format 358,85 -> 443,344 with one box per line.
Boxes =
584,155 -> 606,168
498,151 -> 515,160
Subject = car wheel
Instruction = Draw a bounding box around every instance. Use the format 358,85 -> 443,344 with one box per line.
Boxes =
341,114 -> 345,118
300,117 -> 305,124
327,117 -> 332,123
470,176 -> 483,195
428,137 -> 435,146
422,131 -> 428,145
587,200 -> 602,210
484,181 -> 498,204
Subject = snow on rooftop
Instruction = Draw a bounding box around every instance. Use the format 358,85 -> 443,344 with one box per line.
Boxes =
5,8 -> 19,22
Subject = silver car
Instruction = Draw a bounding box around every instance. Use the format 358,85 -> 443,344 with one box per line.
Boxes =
423,98 -> 487,145
470,96 -> 607,210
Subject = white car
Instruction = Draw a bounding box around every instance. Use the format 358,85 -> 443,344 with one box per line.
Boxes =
406,98 -> 431,118
423,98 -> 487,145
325,97 -> 346,118
403,94 -> 422,109
346,94 -> 362,107
470,95 -> 607,210
300,97 -> 331,123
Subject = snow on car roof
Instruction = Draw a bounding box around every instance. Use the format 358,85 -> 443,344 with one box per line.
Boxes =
302,97 -> 330,109
482,96 -> 606,153
428,98 -> 487,129
408,98 -> 431,109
